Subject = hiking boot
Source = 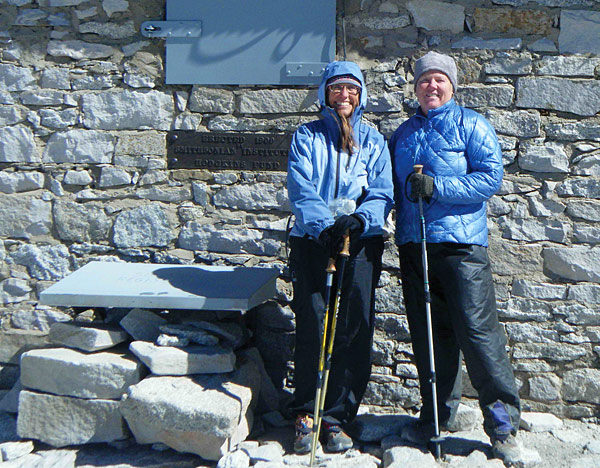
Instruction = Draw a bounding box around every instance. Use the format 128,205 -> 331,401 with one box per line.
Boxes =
401,420 -> 435,445
322,421 -> 353,452
293,414 -> 314,454
492,433 -> 521,465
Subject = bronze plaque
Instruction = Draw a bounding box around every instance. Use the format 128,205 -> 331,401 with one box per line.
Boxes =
166,131 -> 292,171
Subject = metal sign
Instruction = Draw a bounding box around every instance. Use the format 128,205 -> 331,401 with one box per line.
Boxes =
167,131 -> 292,171
150,0 -> 335,85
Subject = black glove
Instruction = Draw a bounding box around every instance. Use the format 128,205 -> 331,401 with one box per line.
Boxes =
331,214 -> 365,239
318,226 -> 342,258
318,215 -> 364,257
409,173 -> 434,201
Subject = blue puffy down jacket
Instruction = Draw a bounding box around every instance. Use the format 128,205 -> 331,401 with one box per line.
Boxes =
389,98 -> 503,247
287,61 -> 394,239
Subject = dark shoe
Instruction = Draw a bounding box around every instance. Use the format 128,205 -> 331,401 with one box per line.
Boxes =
492,433 -> 521,465
293,414 -> 314,454
401,420 -> 435,445
322,421 -> 353,452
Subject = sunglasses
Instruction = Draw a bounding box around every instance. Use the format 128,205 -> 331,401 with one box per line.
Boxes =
328,84 -> 360,96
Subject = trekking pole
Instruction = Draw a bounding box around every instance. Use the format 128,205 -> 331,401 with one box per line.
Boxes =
309,256 -> 336,466
309,233 -> 350,467
414,164 -> 444,460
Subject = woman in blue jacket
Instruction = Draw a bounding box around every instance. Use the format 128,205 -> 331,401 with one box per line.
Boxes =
389,51 -> 521,464
287,61 -> 393,453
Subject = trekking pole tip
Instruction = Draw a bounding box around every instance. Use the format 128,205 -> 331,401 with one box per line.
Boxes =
429,435 -> 445,461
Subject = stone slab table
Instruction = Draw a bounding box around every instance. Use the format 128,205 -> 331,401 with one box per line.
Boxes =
40,261 -> 280,312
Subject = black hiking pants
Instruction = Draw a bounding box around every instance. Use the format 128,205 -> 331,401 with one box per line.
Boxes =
289,235 -> 384,425
399,242 -> 521,438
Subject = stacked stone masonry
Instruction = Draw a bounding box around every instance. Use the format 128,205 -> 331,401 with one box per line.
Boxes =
0,0 -> 599,433
9,308 -> 267,461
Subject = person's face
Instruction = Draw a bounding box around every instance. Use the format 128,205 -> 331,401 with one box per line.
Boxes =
416,70 -> 453,114
327,83 -> 360,118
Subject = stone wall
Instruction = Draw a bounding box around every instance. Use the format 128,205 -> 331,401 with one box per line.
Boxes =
0,0 -> 599,421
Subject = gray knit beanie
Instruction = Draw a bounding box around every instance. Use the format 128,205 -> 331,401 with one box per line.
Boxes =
413,51 -> 458,92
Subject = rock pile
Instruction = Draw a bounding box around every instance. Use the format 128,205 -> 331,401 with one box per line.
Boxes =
0,307 -> 276,462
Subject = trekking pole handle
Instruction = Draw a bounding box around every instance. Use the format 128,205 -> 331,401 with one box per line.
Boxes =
326,257 -> 336,273
413,164 -> 423,174
340,232 -> 350,258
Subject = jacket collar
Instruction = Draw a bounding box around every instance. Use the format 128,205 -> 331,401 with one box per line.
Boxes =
415,98 -> 457,120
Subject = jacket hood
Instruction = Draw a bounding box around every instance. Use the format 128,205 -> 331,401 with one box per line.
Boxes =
318,61 -> 367,123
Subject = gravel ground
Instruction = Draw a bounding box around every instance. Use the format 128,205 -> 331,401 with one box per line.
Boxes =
2,413 -> 600,467
513,419 -> 600,468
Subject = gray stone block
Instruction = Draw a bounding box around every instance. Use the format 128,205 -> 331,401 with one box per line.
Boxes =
0,450 -> 76,468
129,341 -> 235,375
0,329 -> 50,365
516,77 -> 600,117
407,0 -> 464,34
120,355 -> 260,460
0,171 -> 44,194
47,39 -> 115,60
53,200 -> 112,243
20,347 -> 144,399
43,129 -> 114,164
450,403 -> 483,432
559,10 -> 600,55
49,322 -> 128,352
0,440 -> 34,462
81,89 -> 173,130
563,369 -> 600,404
0,195 -> 52,239
112,204 -> 174,248
120,308 -> 167,342
520,411 -> 563,432
0,63 -> 35,92
9,306 -> 72,332
0,379 -> 22,413
10,243 -> 73,282
17,390 -> 128,447
544,245 -> 600,282
0,126 -> 37,163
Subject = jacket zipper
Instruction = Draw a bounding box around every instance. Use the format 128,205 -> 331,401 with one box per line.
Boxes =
335,146 -> 341,199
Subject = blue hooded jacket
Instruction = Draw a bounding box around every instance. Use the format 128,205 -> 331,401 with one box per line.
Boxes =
287,61 -> 394,239
389,98 -> 503,247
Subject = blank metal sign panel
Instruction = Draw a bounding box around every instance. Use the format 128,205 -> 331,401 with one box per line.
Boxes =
159,0 -> 335,85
